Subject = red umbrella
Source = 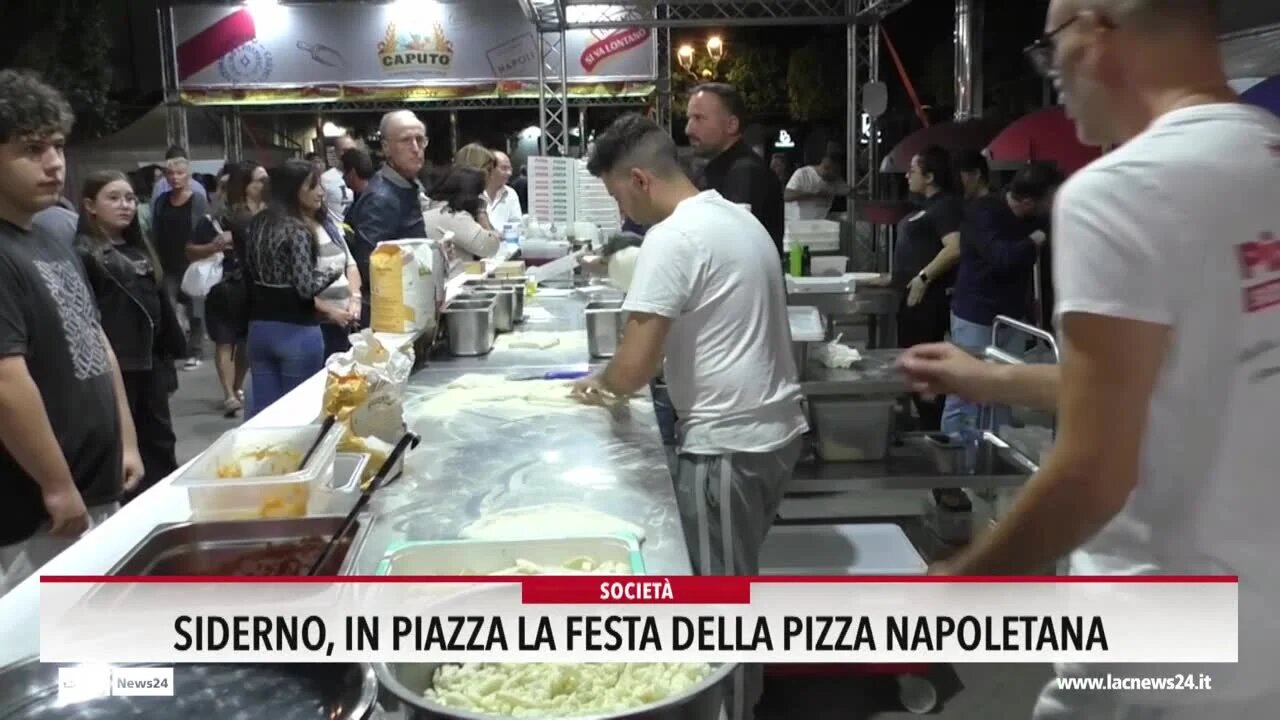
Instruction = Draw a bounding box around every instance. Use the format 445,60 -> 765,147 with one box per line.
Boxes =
880,118 -> 1008,174
985,106 -> 1102,176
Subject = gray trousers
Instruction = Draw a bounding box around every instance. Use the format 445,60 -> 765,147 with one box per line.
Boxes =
672,436 -> 803,720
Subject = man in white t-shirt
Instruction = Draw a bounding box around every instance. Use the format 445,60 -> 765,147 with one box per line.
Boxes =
783,151 -> 849,220
575,113 -> 807,720
321,134 -> 358,226
898,1 -> 1280,716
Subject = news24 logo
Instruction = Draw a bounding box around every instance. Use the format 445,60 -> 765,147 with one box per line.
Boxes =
58,667 -> 174,701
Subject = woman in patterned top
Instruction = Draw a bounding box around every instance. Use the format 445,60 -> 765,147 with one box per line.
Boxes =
242,160 -> 344,418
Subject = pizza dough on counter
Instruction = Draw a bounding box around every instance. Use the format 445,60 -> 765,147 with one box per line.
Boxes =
461,504 -> 647,543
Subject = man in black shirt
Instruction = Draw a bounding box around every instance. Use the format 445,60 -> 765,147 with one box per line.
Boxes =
154,153 -> 210,370
0,70 -> 143,593
685,83 -> 785,253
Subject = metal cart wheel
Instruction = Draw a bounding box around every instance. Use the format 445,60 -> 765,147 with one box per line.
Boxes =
896,673 -> 938,714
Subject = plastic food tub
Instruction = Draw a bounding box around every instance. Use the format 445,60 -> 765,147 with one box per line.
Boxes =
809,397 -> 897,462
376,534 -> 646,576
173,424 -> 342,521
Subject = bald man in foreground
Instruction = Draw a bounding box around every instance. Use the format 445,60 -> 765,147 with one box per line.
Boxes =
347,110 -> 429,326
898,1 -> 1280,716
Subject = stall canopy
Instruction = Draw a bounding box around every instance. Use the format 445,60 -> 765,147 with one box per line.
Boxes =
1241,76 -> 1280,116
172,2 -> 657,105
984,106 -> 1100,176
879,118 -> 1006,174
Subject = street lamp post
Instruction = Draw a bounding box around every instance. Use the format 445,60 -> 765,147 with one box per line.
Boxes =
676,35 -> 726,81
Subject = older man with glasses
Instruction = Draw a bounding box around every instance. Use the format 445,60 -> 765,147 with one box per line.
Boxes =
346,110 -> 428,327
899,0 -> 1280,717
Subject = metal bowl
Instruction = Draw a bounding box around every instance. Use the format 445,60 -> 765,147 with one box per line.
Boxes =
0,657 -> 378,720
375,661 -> 735,720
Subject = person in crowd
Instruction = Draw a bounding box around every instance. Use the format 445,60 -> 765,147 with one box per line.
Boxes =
484,149 -> 521,231
129,164 -> 164,242
348,110 -> 428,326
305,152 -> 326,176
685,83 -> 784,252
941,161 -> 1061,437
242,160 -> 345,417
314,197 -> 362,359
321,134 -> 359,227
340,147 -> 375,208
769,153 -> 791,186
0,70 -> 143,593
153,152 -> 210,371
151,146 -> 207,219
576,114 -> 807,720
74,171 -> 185,498
899,1 -> 1280,716
424,166 -> 501,264
454,142 -> 495,174
869,145 -> 962,431
512,164 -> 528,212
192,161 -> 266,416
783,150 -> 850,220
954,148 -> 991,200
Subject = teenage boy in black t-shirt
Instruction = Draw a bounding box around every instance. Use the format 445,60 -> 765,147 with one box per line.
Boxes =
0,70 -> 144,594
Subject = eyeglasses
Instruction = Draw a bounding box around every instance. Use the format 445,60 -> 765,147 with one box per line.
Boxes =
1023,16 -> 1078,77
1024,13 -> 1115,78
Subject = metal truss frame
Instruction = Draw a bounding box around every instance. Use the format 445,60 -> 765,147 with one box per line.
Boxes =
222,96 -> 648,115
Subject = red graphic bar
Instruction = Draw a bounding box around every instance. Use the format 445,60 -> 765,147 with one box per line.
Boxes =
523,576 -> 752,605
177,8 -> 257,81
41,575 -> 1238,585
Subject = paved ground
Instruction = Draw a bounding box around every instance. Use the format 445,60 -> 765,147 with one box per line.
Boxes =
168,362 -> 1052,718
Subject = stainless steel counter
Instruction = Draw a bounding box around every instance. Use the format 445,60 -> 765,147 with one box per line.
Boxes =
800,349 -> 906,397
788,287 -> 899,348
348,294 -> 693,576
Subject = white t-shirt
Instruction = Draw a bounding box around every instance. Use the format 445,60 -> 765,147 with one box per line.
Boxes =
320,167 -> 351,227
486,185 -> 521,231
1046,103 -> 1280,711
784,165 -> 846,220
622,190 -> 807,455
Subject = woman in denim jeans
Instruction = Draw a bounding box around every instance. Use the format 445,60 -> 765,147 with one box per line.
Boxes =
242,160 -> 345,417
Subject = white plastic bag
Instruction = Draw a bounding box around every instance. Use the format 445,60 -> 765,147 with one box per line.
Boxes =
181,216 -> 224,297
181,256 -> 223,297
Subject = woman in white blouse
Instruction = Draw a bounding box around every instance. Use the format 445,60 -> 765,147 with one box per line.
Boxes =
423,166 -> 501,264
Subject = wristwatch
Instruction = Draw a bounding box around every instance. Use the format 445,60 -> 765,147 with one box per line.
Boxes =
917,271 -> 930,284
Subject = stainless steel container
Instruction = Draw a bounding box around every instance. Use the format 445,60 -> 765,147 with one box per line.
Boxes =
462,279 -> 525,323
809,396 -> 897,462
376,661 -> 735,720
792,341 -> 811,381
443,299 -> 496,356
0,656 -> 378,720
459,289 -> 514,333
108,515 -> 365,576
585,300 -> 626,358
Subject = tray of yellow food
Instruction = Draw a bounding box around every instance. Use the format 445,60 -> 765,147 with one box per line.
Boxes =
173,425 -> 343,521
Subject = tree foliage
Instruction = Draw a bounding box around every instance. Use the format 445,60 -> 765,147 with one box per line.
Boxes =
671,41 -> 787,116
9,0 -> 118,140
786,42 -> 842,121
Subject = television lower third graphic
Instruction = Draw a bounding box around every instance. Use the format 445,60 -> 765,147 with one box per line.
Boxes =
58,666 -> 174,701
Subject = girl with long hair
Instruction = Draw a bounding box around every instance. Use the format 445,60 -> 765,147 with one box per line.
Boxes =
74,171 -> 186,499
193,160 -> 266,416
242,159 -> 345,417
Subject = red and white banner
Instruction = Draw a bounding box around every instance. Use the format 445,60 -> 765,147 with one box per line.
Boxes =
40,576 -> 1237,665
